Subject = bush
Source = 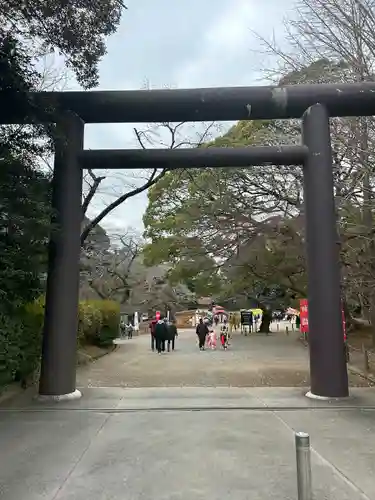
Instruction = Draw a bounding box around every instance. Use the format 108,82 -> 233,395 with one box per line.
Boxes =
78,301 -> 102,346
0,314 -> 25,387
0,298 -> 120,388
82,300 -> 120,347
0,300 -> 44,387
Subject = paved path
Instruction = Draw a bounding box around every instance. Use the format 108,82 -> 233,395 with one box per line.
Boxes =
1,387 -> 375,499
76,328 -> 369,388
2,328 -> 375,499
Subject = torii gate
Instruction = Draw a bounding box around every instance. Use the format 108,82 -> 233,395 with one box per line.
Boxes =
3,82 -> 375,400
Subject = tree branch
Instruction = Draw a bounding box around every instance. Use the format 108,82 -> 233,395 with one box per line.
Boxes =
82,169 -> 106,217
80,168 -> 167,244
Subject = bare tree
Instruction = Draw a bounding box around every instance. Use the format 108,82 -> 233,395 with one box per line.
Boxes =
80,230 -> 142,302
249,0 -> 375,338
81,227 -> 194,313
80,119 -> 220,244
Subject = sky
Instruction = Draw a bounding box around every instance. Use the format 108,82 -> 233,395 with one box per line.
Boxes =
63,0 -> 295,237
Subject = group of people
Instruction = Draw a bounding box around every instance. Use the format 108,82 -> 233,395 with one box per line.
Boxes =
149,317 -> 178,354
196,318 -> 230,351
272,310 -> 300,329
120,321 -> 134,339
148,313 -> 231,355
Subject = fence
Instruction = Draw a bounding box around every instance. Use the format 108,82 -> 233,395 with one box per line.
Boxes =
299,333 -> 375,378
347,344 -> 375,377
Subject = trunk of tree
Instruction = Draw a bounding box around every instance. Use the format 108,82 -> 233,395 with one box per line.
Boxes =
259,308 -> 272,334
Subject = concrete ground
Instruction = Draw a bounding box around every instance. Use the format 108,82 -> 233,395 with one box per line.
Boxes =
76,327 -> 371,387
1,329 -> 375,500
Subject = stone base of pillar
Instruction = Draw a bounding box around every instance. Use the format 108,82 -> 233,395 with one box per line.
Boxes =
35,389 -> 82,403
305,390 -> 349,400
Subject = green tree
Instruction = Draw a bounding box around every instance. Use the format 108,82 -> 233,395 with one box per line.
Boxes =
142,119 -> 302,300
0,154 -> 51,313
0,35 -> 52,387
0,36 -> 52,313
218,216 -> 306,332
0,1 -> 129,386
1,0 -> 127,89
254,0 -> 375,342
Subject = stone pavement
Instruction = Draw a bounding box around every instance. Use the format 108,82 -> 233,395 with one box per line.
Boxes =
1,329 -> 374,499
1,387 -> 375,500
76,328 -> 370,387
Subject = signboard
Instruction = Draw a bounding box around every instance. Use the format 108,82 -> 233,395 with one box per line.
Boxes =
241,311 -> 253,325
299,299 -> 346,340
155,311 -> 161,321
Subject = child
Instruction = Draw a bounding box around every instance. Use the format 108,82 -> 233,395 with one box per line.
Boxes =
207,327 -> 217,349
220,325 -> 229,349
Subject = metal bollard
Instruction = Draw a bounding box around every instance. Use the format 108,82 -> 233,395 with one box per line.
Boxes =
286,326 -> 289,336
295,432 -> 312,500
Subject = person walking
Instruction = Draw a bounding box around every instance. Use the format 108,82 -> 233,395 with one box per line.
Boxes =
126,321 -> 134,339
229,313 -> 235,335
220,324 -> 229,349
167,320 -> 178,351
207,326 -> 217,349
120,320 -> 126,338
155,319 -> 168,354
296,314 -> 301,330
196,318 -> 209,351
247,310 -> 253,334
149,318 -> 157,351
253,314 -> 259,332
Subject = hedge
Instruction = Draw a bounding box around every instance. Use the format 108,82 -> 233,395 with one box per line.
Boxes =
0,298 -> 120,388
79,300 -> 120,347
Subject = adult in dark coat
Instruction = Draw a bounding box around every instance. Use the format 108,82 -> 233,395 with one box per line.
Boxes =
296,315 -> 301,330
154,319 -> 168,353
196,318 -> 209,350
149,319 -> 157,351
167,321 -> 178,351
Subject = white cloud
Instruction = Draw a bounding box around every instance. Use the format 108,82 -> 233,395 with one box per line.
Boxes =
204,0 -> 255,50
79,0 -> 291,234
173,0 -> 259,88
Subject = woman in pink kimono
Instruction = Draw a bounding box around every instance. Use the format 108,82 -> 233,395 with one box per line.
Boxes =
207,327 -> 217,349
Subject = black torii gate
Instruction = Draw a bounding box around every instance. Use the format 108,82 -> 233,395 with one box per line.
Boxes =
4,82 -> 375,401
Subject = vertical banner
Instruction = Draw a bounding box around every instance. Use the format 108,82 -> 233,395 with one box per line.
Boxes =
299,299 -> 309,334
299,299 -> 346,340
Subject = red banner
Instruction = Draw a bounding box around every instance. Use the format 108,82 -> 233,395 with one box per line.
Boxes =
155,311 -> 161,321
299,299 -> 346,340
299,299 -> 309,334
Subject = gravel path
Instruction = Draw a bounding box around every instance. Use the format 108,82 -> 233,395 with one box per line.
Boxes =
76,328 -> 370,388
